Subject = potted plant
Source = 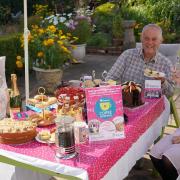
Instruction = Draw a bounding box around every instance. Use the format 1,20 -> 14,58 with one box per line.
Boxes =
38,6 -> 92,63
69,16 -> 92,63
20,24 -> 76,93
63,7 -> 92,63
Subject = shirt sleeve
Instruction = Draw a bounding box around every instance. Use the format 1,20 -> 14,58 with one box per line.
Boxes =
106,51 -> 127,82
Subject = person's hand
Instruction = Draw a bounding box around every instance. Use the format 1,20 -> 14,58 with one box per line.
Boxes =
172,136 -> 180,144
154,76 -> 165,84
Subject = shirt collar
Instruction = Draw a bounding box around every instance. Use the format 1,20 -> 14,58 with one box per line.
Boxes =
138,47 -> 158,63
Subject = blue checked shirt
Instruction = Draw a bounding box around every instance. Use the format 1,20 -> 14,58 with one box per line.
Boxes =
106,48 -> 175,97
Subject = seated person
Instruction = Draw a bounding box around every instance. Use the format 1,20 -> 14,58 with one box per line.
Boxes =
150,129 -> 180,180
106,24 -> 175,97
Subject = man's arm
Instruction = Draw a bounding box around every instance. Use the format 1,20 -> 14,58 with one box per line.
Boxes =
161,79 -> 175,97
158,62 -> 175,97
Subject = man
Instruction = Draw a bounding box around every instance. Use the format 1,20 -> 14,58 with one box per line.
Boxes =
106,24 -> 174,97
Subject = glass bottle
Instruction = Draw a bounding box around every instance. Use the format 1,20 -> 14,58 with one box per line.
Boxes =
10,74 -> 22,117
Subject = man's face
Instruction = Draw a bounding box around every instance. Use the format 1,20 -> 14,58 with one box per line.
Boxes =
141,28 -> 162,57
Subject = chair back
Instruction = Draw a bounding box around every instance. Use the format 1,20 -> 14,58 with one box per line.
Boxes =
136,43 -> 180,65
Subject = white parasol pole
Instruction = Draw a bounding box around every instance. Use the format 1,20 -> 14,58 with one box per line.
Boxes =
23,0 -> 30,105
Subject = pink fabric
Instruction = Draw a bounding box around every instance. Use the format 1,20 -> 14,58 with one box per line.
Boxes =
0,97 -> 165,180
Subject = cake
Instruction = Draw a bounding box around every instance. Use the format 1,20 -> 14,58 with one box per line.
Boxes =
122,81 -> 143,107
0,119 -> 37,144
28,110 -> 56,127
28,95 -> 57,108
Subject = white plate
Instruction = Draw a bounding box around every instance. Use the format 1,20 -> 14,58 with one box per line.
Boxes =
144,69 -> 165,78
35,134 -> 55,144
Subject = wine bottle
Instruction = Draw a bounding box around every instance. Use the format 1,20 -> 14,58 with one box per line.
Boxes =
10,74 -> 22,117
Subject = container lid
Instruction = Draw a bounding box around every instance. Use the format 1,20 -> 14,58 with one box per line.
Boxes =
55,115 -> 75,125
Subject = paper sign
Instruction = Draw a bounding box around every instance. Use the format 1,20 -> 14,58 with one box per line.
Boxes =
85,85 -> 125,141
145,80 -> 162,99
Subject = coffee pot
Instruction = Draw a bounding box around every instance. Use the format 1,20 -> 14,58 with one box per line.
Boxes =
55,116 -> 76,159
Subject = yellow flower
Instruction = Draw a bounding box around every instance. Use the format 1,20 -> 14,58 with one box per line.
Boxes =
47,25 -> 56,33
57,40 -> 64,46
60,35 -> 67,40
28,34 -> 33,42
16,61 -> 23,68
43,40 -> 48,46
47,39 -> 54,46
37,51 -> 44,58
61,46 -> 70,54
73,37 -> 79,41
72,58 -> 78,63
38,29 -> 44,35
32,25 -> 39,30
16,56 -> 22,61
67,33 -> 72,37
43,39 -> 54,46
59,30 -> 63,36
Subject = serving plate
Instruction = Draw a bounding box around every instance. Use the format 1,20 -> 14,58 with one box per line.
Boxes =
144,69 -> 165,78
35,133 -> 55,144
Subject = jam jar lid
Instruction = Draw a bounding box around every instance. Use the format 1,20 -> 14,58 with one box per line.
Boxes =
55,115 -> 75,126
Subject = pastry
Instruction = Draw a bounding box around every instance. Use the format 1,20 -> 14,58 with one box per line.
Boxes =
34,94 -> 48,101
39,130 -> 51,141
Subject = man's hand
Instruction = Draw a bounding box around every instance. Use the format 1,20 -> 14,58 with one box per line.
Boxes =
154,76 -> 165,84
172,136 -> 180,144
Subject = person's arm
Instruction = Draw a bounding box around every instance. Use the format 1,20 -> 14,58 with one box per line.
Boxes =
155,61 -> 175,97
106,51 -> 127,81
172,136 -> 180,144
161,79 -> 175,97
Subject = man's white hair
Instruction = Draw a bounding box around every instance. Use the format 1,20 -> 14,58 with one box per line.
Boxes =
142,24 -> 163,40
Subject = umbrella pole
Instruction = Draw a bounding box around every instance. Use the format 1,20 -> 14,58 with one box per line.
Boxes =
24,0 -> 30,105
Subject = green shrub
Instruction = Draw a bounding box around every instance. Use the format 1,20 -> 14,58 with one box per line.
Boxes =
112,13 -> 123,39
94,2 -> 116,15
0,34 -> 22,77
122,0 -> 180,43
0,6 -> 11,25
93,2 -> 117,35
70,18 -> 92,44
18,15 -> 42,32
87,32 -> 111,48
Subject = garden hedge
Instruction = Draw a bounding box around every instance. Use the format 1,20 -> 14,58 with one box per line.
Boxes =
0,34 -> 22,77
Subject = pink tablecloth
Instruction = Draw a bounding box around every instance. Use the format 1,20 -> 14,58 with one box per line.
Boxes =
0,97 -> 165,180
